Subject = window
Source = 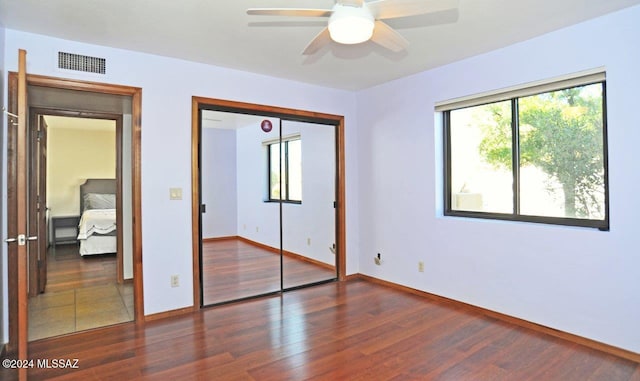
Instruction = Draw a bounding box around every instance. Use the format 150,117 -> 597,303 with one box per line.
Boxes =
267,137 -> 302,203
441,72 -> 609,229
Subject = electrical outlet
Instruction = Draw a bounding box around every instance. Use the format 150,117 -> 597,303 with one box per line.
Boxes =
171,275 -> 179,287
256,226 -> 259,232
418,261 -> 424,272
374,253 -> 382,266
307,238 -> 311,246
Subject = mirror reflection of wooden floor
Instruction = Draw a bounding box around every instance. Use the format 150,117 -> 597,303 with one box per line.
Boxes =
202,238 -> 336,305
28,245 -> 133,341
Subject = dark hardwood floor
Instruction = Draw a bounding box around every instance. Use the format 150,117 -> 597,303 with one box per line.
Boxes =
46,245 -> 119,293
3,279 -> 638,380
202,238 -> 336,305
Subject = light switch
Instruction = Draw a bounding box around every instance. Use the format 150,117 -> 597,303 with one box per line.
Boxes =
169,187 -> 182,200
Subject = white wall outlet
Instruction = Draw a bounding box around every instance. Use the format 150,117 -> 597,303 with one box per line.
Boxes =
307,238 -> 311,246
374,253 -> 382,266
170,275 -> 179,287
418,261 -> 425,272
256,226 -> 259,232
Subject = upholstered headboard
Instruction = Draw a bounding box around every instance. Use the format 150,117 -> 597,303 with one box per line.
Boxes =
80,179 -> 116,213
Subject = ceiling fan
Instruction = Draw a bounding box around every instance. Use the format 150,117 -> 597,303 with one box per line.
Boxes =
247,0 -> 459,55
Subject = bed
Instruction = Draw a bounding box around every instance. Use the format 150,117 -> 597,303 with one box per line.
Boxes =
77,179 -> 117,256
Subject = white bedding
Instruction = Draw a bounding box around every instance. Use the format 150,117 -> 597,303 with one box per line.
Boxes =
80,235 -> 117,256
78,208 -> 117,255
78,209 -> 116,239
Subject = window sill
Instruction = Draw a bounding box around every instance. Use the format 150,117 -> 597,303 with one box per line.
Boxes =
264,199 -> 302,205
444,210 -> 609,231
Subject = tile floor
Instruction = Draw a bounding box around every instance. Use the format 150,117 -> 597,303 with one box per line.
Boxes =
28,283 -> 133,341
28,246 -> 134,341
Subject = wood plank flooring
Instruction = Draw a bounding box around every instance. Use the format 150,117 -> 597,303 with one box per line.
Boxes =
3,279 -> 638,380
202,238 -> 336,305
46,245 -> 119,292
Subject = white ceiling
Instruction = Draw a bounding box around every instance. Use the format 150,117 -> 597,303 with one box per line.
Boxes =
1,0 -> 639,91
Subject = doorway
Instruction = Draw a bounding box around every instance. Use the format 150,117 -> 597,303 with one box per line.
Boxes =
191,97 -> 346,307
26,112 -> 133,340
5,71 -> 143,356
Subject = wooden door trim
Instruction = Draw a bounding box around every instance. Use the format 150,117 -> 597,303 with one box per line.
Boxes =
191,96 -> 347,309
24,75 -> 144,323
22,74 -> 140,96
6,72 -> 144,355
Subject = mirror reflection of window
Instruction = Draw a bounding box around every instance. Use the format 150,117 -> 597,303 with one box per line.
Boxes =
268,137 -> 302,203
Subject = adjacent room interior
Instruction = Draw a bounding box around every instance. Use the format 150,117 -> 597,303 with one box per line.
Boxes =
28,115 -> 133,340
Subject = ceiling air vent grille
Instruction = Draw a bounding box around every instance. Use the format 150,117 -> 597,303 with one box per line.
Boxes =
58,52 -> 106,74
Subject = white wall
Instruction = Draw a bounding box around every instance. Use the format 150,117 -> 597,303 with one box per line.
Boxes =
356,5 -> 640,353
2,30 -> 360,317
201,127 -> 238,238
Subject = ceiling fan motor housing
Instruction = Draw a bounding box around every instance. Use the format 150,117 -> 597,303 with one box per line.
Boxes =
328,4 -> 375,44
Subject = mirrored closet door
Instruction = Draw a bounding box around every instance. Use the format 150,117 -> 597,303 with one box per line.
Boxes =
199,109 -> 338,306
281,120 -> 336,290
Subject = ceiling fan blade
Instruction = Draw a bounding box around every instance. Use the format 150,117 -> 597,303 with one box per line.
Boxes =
247,8 -> 332,17
370,20 -> 409,52
337,0 -> 364,6
368,0 -> 459,20
302,27 -> 332,55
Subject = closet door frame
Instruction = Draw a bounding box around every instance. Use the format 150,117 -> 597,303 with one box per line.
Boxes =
191,97 -> 346,308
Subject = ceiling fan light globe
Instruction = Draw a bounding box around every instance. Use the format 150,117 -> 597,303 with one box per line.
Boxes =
328,6 -> 374,45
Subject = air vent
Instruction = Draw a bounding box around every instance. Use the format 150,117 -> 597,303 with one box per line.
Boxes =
58,52 -> 106,74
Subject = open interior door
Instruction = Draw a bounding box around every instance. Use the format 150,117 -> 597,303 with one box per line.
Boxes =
39,117 -> 49,293
5,48 -> 31,381
28,114 -> 48,295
